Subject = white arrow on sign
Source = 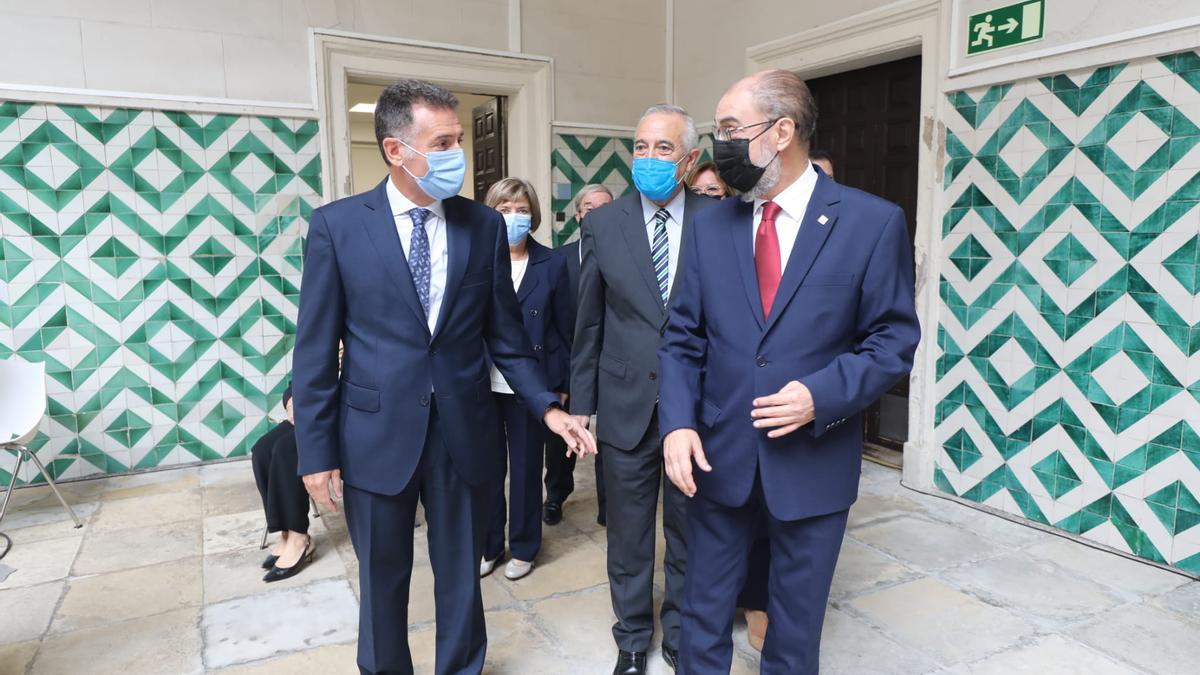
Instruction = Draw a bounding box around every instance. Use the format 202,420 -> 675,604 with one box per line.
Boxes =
999,17 -> 1019,33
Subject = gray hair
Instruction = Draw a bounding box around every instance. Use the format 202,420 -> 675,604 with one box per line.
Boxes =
572,184 -> 613,215
750,70 -> 817,146
374,79 -> 459,163
638,103 -> 699,153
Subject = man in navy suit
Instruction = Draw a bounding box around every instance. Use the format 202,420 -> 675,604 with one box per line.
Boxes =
658,70 -> 920,674
292,80 -> 595,675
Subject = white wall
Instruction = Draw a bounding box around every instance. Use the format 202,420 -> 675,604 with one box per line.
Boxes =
0,0 -> 665,127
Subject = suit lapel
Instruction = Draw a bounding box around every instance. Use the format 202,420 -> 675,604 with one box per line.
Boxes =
618,197 -> 666,318
432,197 -> 470,339
728,199 -> 765,331
763,172 -> 842,334
361,179 -> 429,338
517,239 -> 548,302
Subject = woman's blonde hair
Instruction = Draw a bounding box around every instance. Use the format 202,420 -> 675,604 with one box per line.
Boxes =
484,177 -> 542,232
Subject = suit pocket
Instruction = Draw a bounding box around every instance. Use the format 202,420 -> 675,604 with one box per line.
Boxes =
341,381 -> 380,412
598,353 -> 628,380
461,269 -> 491,288
802,273 -> 854,287
700,399 -> 722,428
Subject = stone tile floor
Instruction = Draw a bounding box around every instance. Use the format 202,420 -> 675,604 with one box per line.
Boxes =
1,458 -> 1198,674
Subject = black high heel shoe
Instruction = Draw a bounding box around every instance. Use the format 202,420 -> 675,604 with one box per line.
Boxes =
261,554 -> 279,570
262,538 -> 314,583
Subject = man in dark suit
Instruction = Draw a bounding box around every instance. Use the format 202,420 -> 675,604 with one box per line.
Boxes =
659,70 -> 920,674
543,184 -> 613,528
571,105 -> 714,675
292,80 -> 594,675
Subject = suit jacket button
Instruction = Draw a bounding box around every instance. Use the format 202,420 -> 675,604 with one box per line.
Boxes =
530,309 -> 539,316
756,356 -> 767,367
533,344 -> 542,352
419,396 -> 429,407
649,372 -> 657,380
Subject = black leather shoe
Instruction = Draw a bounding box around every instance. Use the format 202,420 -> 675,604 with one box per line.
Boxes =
613,650 -> 646,675
263,538 -> 314,583
543,502 -> 563,525
662,645 -> 678,671
261,554 -> 279,570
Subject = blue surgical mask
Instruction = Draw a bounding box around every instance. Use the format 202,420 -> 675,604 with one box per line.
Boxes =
399,140 -> 466,201
503,213 -> 532,245
632,155 -> 687,202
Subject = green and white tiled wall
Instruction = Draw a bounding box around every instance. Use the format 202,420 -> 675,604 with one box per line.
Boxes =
0,101 -> 319,486
935,50 -> 1200,572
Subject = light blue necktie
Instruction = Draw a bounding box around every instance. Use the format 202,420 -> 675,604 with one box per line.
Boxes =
408,208 -> 432,317
651,208 -> 670,306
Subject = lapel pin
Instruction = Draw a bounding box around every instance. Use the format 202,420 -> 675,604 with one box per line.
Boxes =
818,215 -> 829,225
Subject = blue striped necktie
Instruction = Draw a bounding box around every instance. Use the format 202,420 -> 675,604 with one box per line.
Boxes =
408,207 -> 432,317
651,208 -> 670,306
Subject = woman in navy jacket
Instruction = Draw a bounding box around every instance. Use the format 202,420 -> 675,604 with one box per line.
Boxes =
480,177 -> 572,581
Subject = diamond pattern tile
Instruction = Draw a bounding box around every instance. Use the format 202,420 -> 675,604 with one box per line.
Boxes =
0,102 -> 318,486
937,49 -> 1200,572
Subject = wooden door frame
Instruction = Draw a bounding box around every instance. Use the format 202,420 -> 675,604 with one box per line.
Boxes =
313,30 -> 555,243
744,0 -> 945,489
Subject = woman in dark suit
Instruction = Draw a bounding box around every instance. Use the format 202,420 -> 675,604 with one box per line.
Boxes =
479,177 -> 572,581
251,381 -> 314,582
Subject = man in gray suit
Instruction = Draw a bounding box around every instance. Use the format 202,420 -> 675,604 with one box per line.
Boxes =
570,104 -> 714,675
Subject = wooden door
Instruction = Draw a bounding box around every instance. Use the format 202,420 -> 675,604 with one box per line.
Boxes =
472,97 -> 507,200
807,56 -> 921,453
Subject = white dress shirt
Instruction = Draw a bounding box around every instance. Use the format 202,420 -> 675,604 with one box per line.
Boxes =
490,256 -> 529,394
640,188 -> 686,297
386,177 -> 448,334
752,162 -> 819,273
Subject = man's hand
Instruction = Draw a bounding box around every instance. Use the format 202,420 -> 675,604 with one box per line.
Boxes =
751,380 -> 815,438
557,392 -> 569,406
303,469 -> 343,513
570,414 -> 591,430
286,399 -> 295,425
664,428 -> 711,497
545,408 -> 597,458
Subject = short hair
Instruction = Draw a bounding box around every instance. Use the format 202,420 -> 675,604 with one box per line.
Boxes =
485,177 -> 542,232
374,79 -> 459,164
572,184 -> 613,215
685,160 -> 730,193
638,103 -> 699,153
750,69 -> 817,147
809,149 -> 834,175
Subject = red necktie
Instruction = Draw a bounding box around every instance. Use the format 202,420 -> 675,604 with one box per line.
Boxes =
755,201 -> 783,319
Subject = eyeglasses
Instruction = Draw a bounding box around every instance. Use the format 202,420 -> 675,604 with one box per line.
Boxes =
713,119 -> 780,142
689,186 -> 726,197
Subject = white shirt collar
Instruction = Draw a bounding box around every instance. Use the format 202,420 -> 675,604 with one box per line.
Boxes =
753,161 -> 818,221
640,187 -> 687,225
386,176 -> 445,220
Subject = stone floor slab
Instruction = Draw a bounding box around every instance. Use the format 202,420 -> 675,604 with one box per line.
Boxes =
90,488 -> 203,532
1026,537 -> 1190,596
0,501 -> 95,544
72,519 -> 202,576
0,640 -> 38,675
202,481 -> 267,518
51,556 -> 203,634
850,577 -> 1038,665
99,470 -> 200,501
202,543 -> 348,605
31,607 -> 201,675
0,582 -> 62,645
212,643 -> 359,674
819,607 -> 941,674
943,551 -> 1123,625
502,532 -> 609,602
201,578 -> 358,670
202,509 -> 271,556
851,515 -> 1005,572
963,634 -> 1135,674
0,535 -> 82,589
829,538 -> 919,599
1069,603 -> 1200,675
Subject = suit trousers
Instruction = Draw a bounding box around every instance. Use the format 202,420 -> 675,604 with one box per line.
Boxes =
250,421 -> 309,534
484,393 -> 545,562
543,427 -> 607,518
603,412 -> 688,653
344,404 -> 489,675
679,474 -> 848,675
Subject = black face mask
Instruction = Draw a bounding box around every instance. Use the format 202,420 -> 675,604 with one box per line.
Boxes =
711,120 -> 779,193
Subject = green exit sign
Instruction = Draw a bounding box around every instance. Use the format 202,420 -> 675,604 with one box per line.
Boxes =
967,0 -> 1045,55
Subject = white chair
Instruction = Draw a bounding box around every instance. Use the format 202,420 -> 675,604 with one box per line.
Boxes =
0,358 -> 82,530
